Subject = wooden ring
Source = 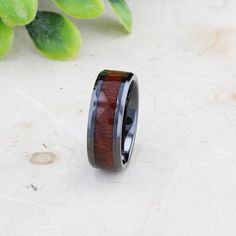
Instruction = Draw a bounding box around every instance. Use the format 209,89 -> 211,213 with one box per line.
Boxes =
87,70 -> 139,170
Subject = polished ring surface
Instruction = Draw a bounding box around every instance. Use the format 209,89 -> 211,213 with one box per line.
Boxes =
87,70 -> 139,170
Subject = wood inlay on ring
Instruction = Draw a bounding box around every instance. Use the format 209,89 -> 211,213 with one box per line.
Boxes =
94,70 -> 130,169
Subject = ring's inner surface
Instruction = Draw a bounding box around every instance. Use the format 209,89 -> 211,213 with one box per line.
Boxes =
121,81 -> 138,164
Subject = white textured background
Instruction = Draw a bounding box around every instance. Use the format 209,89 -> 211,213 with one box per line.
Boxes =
1,0 -> 236,235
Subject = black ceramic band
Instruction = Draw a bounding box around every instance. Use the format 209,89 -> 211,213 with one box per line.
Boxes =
87,70 -> 139,170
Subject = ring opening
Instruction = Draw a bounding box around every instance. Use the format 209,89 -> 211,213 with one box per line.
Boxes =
121,81 -> 138,165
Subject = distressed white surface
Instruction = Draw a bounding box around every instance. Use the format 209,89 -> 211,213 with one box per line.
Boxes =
1,0 -> 236,235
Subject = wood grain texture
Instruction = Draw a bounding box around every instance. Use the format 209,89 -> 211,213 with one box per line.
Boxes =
94,70 -> 129,169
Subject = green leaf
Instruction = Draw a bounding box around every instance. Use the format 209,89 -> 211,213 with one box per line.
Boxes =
26,11 -> 81,60
52,0 -> 104,18
0,19 -> 13,58
108,0 -> 132,32
0,0 -> 38,26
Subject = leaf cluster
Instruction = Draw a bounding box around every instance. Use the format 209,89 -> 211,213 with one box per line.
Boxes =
0,0 -> 132,59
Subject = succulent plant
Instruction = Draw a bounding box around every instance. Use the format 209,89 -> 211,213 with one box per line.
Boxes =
0,0 -> 132,60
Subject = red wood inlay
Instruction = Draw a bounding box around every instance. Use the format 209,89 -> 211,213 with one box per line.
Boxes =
94,71 -> 128,169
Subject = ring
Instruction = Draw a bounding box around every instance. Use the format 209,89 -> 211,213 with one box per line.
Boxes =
87,70 -> 139,170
